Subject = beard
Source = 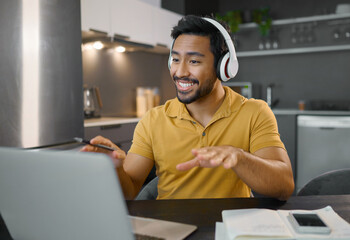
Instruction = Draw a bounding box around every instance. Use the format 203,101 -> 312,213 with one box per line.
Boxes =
174,75 -> 217,104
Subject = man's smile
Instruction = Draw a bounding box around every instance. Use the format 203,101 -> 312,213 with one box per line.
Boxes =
174,77 -> 199,92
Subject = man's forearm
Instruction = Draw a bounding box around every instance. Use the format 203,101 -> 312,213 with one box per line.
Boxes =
116,167 -> 141,200
234,148 -> 294,200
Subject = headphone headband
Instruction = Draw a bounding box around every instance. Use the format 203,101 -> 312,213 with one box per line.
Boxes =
168,17 -> 239,81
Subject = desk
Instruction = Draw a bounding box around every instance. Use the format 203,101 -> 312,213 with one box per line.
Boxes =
1,195 -> 350,239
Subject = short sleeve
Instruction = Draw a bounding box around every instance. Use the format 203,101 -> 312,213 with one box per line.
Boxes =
128,112 -> 154,160
249,101 -> 285,153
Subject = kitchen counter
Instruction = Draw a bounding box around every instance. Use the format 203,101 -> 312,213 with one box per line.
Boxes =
84,117 -> 140,127
272,109 -> 350,115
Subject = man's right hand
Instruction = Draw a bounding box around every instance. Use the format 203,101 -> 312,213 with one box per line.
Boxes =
80,135 -> 126,168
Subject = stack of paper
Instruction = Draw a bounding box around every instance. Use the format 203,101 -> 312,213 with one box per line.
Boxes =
215,206 -> 350,240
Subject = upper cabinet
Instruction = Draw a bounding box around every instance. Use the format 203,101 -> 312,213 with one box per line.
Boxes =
234,13 -> 350,57
81,0 -> 183,49
152,7 -> 183,47
81,0 -> 111,34
111,0 -> 154,45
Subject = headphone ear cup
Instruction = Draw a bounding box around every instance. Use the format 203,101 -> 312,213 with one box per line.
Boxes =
168,39 -> 175,70
216,56 -> 224,81
168,55 -> 172,70
217,52 -> 230,82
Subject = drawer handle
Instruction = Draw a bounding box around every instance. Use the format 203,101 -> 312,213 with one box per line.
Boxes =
319,127 -> 335,130
100,124 -> 121,130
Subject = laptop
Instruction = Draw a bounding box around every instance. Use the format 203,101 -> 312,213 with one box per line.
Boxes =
0,147 -> 196,240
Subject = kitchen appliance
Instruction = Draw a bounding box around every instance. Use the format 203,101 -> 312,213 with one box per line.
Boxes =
0,0 -> 83,148
296,115 -> 350,193
222,82 -> 253,98
84,86 -> 103,118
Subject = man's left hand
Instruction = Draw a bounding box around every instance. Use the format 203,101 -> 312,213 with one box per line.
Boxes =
176,146 -> 244,171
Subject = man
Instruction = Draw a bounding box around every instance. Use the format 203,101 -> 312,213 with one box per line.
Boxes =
82,15 -> 294,200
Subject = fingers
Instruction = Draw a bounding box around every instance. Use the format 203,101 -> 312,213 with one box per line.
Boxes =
177,146 -> 240,171
177,148 -> 224,171
80,136 -> 119,153
193,148 -> 226,167
79,136 -> 126,168
176,158 -> 199,171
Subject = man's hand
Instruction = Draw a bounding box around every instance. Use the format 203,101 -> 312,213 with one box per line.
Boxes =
176,146 -> 244,171
80,135 -> 126,168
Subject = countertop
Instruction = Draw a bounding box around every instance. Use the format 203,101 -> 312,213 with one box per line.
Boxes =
272,109 -> 350,115
84,117 -> 140,127
84,111 -> 350,127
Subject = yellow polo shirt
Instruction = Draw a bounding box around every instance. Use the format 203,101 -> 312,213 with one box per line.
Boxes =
129,86 -> 285,199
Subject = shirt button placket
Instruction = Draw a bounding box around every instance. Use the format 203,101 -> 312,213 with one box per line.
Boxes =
200,130 -> 207,147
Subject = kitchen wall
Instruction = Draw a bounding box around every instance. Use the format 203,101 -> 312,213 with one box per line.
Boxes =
83,0 -> 350,117
220,0 -> 350,109
162,0 -> 350,18
82,49 -> 175,117
162,0 -> 350,109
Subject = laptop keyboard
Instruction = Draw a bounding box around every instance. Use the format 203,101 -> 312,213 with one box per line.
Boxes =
134,233 -> 165,240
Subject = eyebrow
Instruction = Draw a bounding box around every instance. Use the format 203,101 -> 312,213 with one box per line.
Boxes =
171,50 -> 205,57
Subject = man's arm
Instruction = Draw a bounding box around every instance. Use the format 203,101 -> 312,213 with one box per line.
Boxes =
176,146 -> 294,200
81,136 -> 154,200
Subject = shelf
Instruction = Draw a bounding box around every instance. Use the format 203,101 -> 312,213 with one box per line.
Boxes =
237,44 -> 350,57
240,13 -> 350,29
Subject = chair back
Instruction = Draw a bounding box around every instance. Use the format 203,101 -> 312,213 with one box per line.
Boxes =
297,168 -> 350,196
135,177 -> 158,200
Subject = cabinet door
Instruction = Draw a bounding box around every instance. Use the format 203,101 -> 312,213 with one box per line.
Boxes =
111,0 -> 154,45
84,122 -> 137,146
81,0 -> 111,34
275,114 -> 297,180
152,7 -> 182,48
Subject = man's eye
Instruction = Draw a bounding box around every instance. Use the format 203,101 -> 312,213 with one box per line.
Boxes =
172,58 -> 179,63
190,60 -> 200,64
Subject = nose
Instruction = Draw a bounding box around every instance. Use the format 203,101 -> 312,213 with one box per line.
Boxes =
173,61 -> 190,78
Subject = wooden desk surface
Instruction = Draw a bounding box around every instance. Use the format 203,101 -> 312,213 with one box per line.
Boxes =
1,195 -> 350,240
127,195 -> 350,239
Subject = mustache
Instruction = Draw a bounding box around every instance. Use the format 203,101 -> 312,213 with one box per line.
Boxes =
173,76 -> 199,84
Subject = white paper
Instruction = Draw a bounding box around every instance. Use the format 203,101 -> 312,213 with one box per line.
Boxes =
219,206 -> 350,240
222,208 -> 292,239
215,222 -> 230,240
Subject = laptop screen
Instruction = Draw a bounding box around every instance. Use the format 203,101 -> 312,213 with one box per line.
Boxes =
0,147 -> 134,240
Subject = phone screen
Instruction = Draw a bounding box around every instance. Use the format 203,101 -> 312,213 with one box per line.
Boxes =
292,213 -> 327,227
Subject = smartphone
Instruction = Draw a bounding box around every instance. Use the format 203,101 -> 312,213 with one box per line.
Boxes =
288,212 -> 331,234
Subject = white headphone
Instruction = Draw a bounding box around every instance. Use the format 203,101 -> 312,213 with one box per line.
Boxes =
168,17 -> 238,82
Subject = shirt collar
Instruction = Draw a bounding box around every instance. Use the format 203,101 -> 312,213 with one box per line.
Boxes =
165,86 -> 246,121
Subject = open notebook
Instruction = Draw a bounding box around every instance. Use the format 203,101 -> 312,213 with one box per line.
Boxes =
0,147 -> 196,240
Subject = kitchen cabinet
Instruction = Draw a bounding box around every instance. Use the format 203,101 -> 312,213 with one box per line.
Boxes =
273,110 -> 350,195
235,13 -> 350,57
84,119 -> 138,153
81,0 -> 111,35
81,0 -> 183,48
111,0 -> 154,45
275,114 -> 297,181
296,115 -> 350,193
152,7 -> 183,47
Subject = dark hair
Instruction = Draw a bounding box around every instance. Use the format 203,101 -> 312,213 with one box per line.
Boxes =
171,15 -> 230,70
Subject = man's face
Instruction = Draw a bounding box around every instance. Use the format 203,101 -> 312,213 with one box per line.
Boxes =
170,34 -> 218,104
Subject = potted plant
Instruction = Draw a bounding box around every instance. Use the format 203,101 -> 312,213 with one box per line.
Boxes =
215,10 -> 242,33
252,7 -> 272,37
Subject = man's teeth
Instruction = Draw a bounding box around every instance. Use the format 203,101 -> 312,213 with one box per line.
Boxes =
179,82 -> 194,88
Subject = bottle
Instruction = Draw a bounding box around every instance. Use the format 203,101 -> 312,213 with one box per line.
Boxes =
153,87 -> 160,107
136,87 -> 147,118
